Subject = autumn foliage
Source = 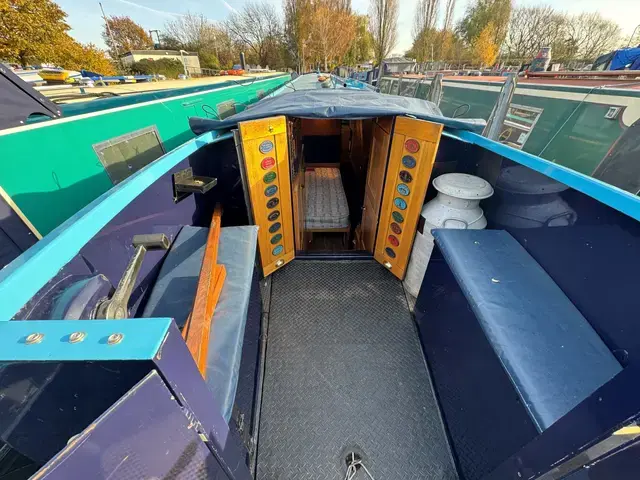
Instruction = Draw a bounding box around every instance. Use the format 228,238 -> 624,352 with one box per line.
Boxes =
0,0 -> 115,74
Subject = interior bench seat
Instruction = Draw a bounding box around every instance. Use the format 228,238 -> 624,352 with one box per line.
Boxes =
142,225 -> 258,422
305,167 -> 350,229
432,229 -> 622,432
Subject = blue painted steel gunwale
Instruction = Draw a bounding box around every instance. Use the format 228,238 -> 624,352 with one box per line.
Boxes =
445,128 -> 640,222
0,131 -> 233,321
0,318 -> 172,361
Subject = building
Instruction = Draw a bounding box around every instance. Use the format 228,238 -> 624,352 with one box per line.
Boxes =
383,57 -> 417,74
120,50 -> 201,75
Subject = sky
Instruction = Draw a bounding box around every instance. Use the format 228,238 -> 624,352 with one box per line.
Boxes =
57,0 -> 640,56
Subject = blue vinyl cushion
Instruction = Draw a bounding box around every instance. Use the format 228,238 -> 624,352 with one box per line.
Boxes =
143,225 -> 258,422
432,229 -> 622,432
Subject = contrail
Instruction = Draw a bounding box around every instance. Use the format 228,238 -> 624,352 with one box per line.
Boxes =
109,0 -> 186,17
220,0 -> 238,12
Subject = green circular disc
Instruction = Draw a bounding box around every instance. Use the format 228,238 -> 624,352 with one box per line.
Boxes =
270,233 -> 283,244
392,211 -> 404,223
263,171 -> 277,184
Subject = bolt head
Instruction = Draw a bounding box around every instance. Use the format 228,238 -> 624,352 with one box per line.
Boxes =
68,331 -> 86,343
107,333 -> 124,345
25,333 -> 44,345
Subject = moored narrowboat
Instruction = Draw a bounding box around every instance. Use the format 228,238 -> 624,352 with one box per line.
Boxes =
0,73 -> 639,480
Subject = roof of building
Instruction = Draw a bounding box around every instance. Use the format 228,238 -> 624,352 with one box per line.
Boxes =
122,50 -> 198,57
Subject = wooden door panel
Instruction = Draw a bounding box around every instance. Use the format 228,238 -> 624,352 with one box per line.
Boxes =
239,116 -> 295,276
374,117 -> 443,279
359,119 -> 392,251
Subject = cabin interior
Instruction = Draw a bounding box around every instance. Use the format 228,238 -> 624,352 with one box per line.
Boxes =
2,112 -> 640,480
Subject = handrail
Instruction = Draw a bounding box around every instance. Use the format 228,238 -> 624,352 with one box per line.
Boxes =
0,131 -> 234,321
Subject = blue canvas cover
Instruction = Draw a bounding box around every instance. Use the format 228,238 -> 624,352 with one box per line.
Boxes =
189,89 -> 486,135
610,48 -> 640,70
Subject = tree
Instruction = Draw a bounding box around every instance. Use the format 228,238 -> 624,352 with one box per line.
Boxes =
308,1 -> 356,70
226,2 -> 282,67
564,12 -> 621,60
58,40 -> 117,75
411,0 -> 440,63
0,0 -> 114,73
443,0 -> 456,32
0,0 -> 69,65
503,6 -> 566,64
473,22 -> 498,66
369,0 -> 399,67
101,16 -> 152,59
343,14 -> 374,65
458,0 -> 511,48
284,0 -> 313,71
162,13 -> 237,70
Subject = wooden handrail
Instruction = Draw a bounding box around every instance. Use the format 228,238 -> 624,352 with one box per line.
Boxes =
182,204 -> 226,377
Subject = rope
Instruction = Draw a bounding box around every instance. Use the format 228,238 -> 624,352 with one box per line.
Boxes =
344,453 -> 376,480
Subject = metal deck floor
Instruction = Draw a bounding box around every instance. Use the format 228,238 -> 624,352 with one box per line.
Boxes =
256,261 -> 458,480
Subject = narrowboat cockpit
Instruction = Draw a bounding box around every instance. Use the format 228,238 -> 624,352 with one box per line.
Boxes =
1,73 -> 640,480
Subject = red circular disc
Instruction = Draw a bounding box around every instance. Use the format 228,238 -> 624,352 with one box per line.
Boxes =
261,157 -> 276,169
404,139 -> 420,153
390,222 -> 402,235
388,235 -> 400,247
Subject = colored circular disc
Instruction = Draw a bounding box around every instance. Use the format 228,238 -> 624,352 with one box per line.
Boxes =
269,222 -> 282,233
402,155 -> 417,168
263,171 -> 277,183
261,157 -> 276,170
270,233 -> 283,245
399,170 -> 413,183
266,197 -> 279,209
390,222 -> 402,234
392,211 -> 404,223
397,183 -> 410,196
268,210 -> 281,221
385,247 -> 397,258
272,245 -> 284,256
405,139 -> 420,153
394,197 -> 407,210
264,185 -> 278,197
259,140 -> 274,154
388,235 -> 400,247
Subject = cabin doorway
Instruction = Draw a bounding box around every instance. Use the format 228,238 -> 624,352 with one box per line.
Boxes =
237,115 -> 443,279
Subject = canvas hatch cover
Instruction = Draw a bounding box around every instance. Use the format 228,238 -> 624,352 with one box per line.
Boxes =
189,89 -> 486,134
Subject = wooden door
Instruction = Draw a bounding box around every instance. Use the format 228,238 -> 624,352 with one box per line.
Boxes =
373,117 -> 443,280
238,116 -> 295,276
288,118 -> 305,251
358,117 -> 393,251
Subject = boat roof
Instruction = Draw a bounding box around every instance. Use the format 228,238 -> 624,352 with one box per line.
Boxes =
189,87 -> 486,134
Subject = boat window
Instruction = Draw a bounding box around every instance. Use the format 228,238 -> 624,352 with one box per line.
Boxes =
378,78 -> 391,94
93,126 -> 165,185
416,81 -> 430,100
389,79 -> 399,96
216,100 -> 237,120
399,79 -> 418,97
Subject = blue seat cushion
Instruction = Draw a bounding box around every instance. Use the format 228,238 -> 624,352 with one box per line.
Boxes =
143,225 -> 258,423
432,229 -> 622,432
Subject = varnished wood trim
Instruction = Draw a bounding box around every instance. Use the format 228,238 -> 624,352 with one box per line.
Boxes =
182,204 -> 225,377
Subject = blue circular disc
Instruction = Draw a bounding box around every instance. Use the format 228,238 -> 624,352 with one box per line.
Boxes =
264,185 -> 278,197
402,155 -> 417,168
397,183 -> 410,196
394,197 -> 407,210
272,245 -> 283,255
259,140 -> 274,154
385,247 -> 396,258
